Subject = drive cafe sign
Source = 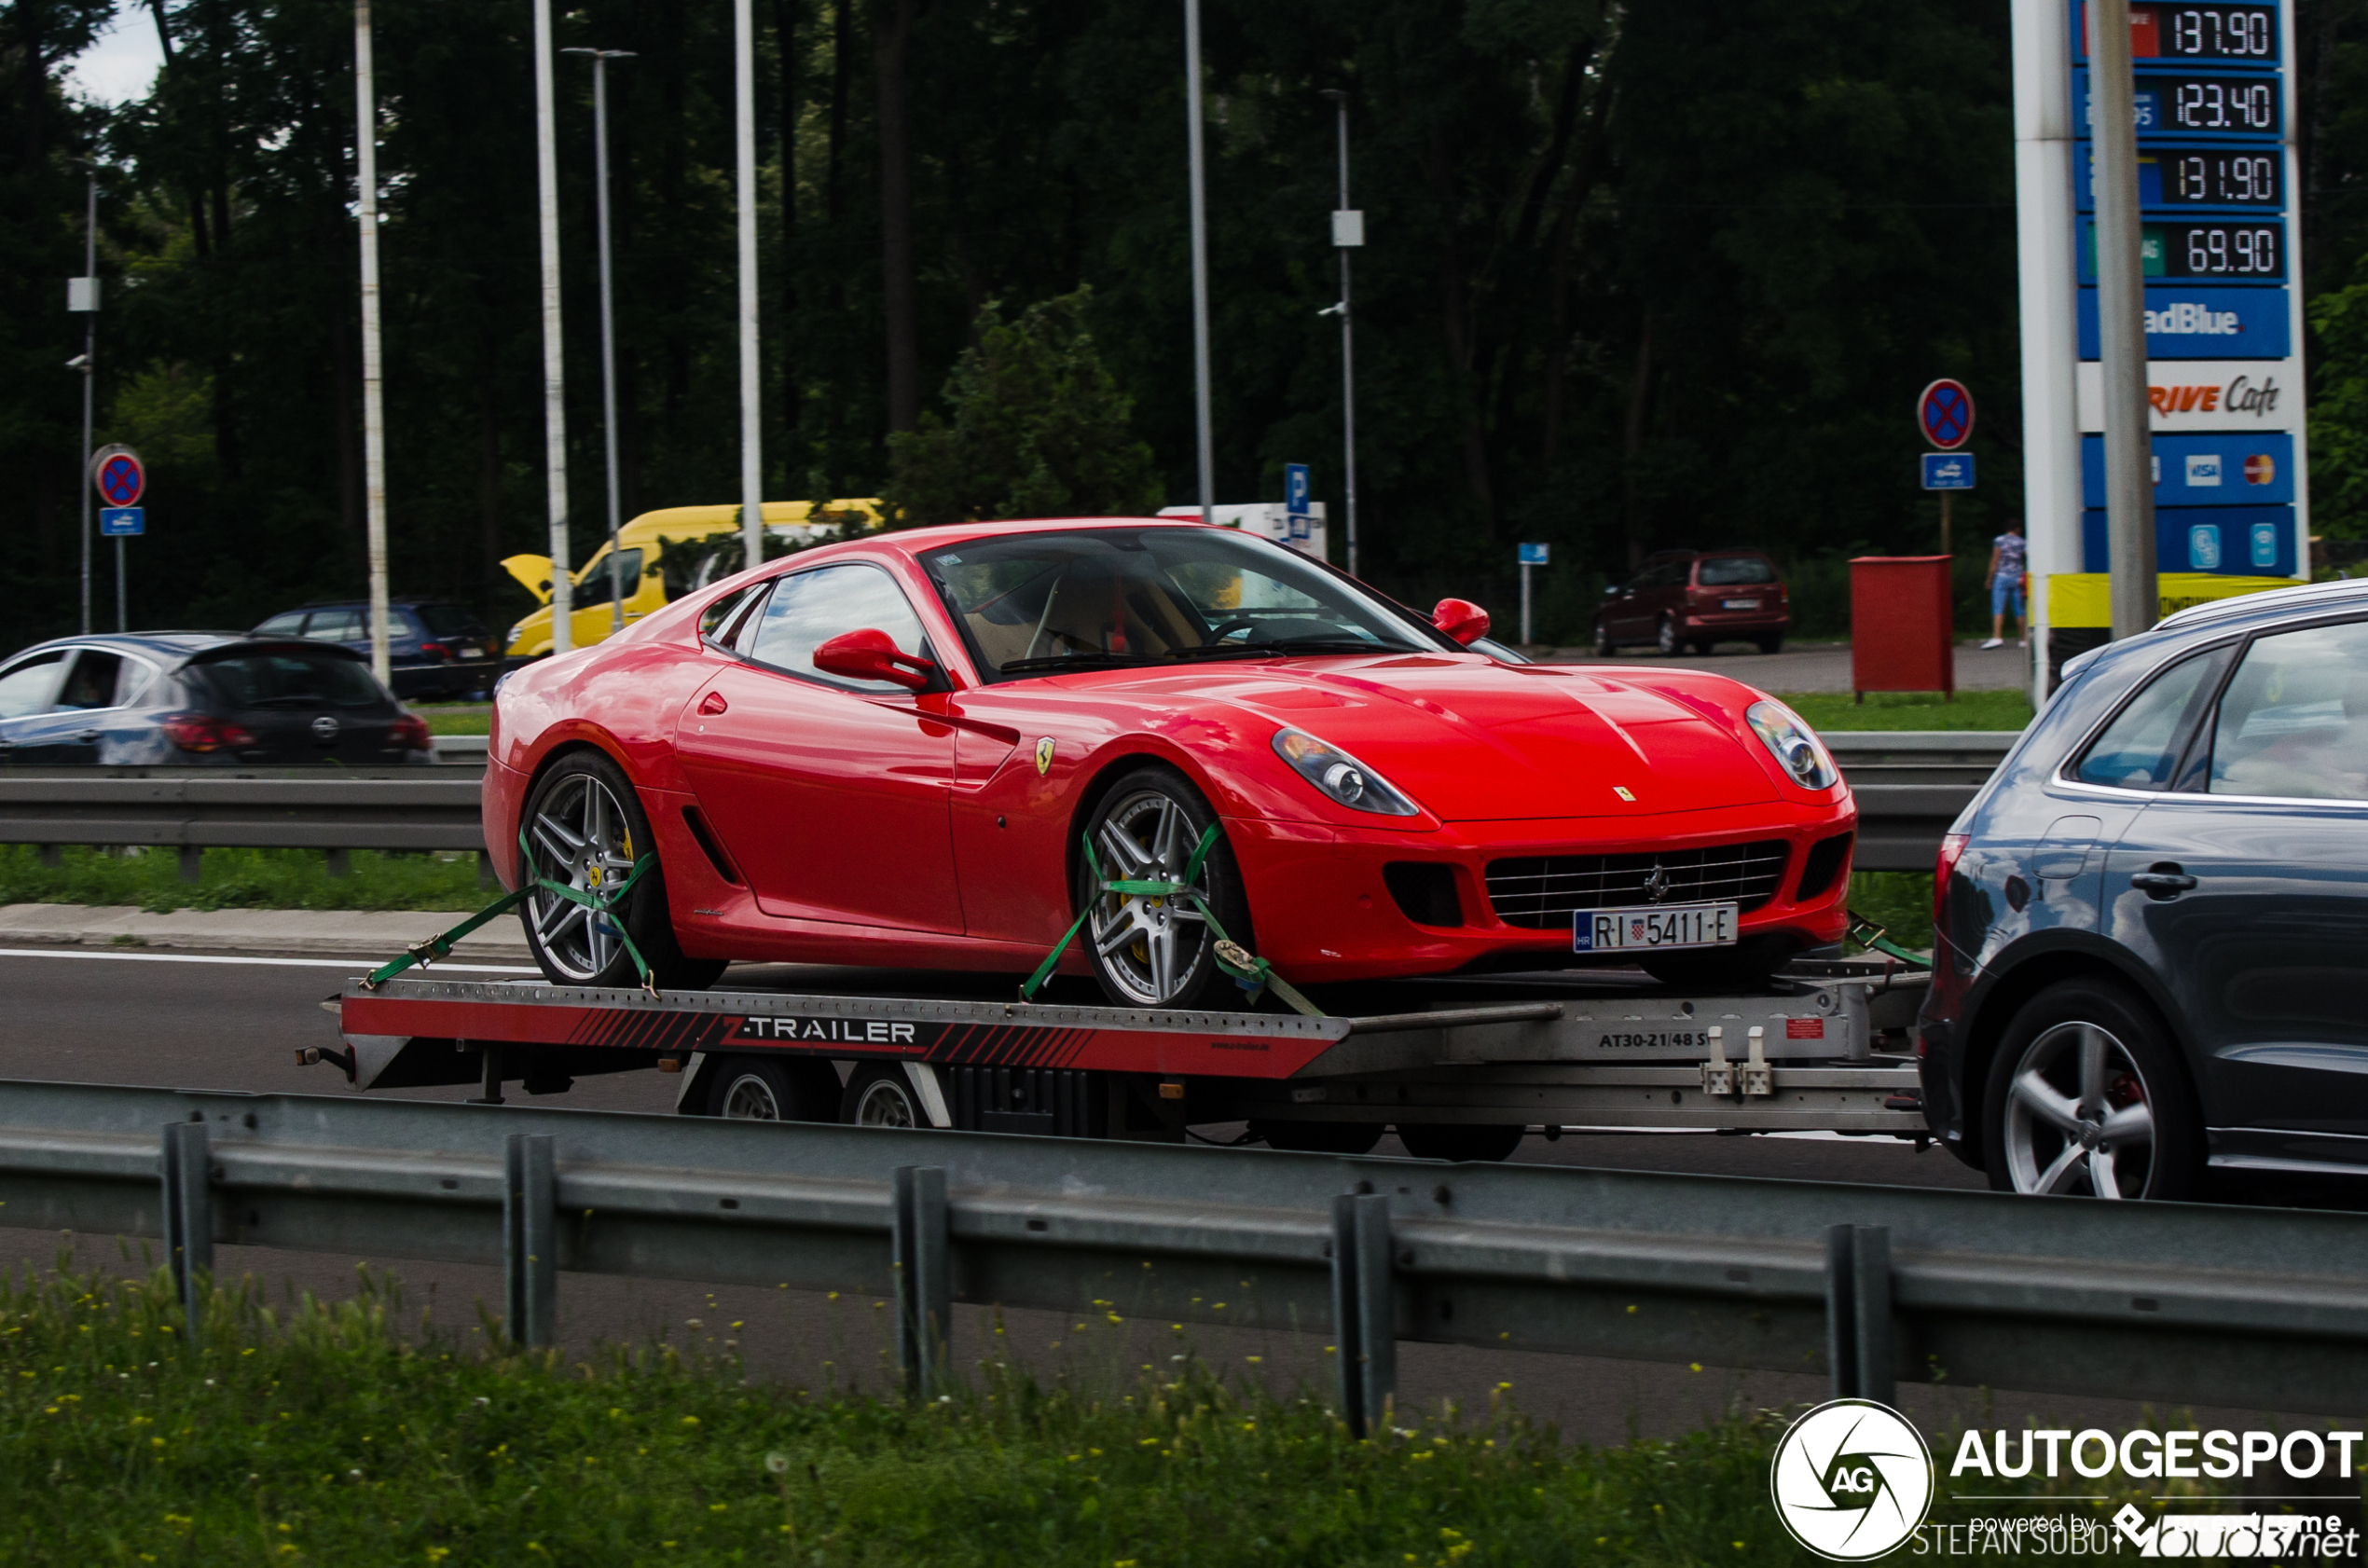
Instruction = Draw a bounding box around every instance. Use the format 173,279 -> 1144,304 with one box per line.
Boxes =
2075,360 -> 2298,433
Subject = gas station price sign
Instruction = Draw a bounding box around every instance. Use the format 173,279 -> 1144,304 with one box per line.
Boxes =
2161,148 -> 2281,205
2082,219 -> 2282,280
2077,68 -> 2280,138
2079,5 -> 2279,63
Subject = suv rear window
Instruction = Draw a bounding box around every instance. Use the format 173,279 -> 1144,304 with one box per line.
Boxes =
416,603 -> 481,638
1697,556 -> 1776,586
194,652 -> 385,709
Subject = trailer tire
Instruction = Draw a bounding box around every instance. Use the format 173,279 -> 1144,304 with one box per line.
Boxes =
1395,1123 -> 1525,1162
1248,1119 -> 1384,1155
843,1063 -> 927,1128
707,1055 -> 838,1121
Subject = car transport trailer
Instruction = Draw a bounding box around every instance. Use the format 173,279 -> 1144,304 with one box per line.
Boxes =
312,957 -> 1932,1151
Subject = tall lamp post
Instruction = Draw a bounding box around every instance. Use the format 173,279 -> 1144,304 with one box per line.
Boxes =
355,0 -> 391,684
562,47 -> 635,633
67,160 -> 109,635
530,0 -> 571,654
1183,0 -> 1214,526
1318,89 -> 1359,578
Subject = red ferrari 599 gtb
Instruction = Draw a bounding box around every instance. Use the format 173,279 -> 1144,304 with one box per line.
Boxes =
485,518 -> 1854,1008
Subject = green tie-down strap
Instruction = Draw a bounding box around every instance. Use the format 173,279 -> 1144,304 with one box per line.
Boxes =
1020,822 -> 1324,1018
362,828 -> 660,995
1847,910 -> 1933,970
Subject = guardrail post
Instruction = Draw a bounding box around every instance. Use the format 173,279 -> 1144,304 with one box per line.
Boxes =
503,1133 -> 557,1349
160,1120 -> 212,1336
1330,1192 -> 1396,1437
892,1165 -> 951,1397
1825,1222 -> 1895,1405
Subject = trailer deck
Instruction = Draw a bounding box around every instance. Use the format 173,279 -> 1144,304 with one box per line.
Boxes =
321,956 -> 1931,1144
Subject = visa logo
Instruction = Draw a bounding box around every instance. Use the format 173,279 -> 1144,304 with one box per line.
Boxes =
2186,453 -> 2223,488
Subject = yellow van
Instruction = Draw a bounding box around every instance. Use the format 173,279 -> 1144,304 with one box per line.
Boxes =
501,500 -> 880,660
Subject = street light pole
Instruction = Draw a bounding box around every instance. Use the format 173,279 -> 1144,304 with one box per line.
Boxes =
1320,89 -> 1358,578
564,47 -> 636,634
2092,0 -> 2156,640
531,0 -> 572,654
355,0 -> 391,685
1183,0 -> 1215,526
734,0 -> 762,576
73,168 -> 98,635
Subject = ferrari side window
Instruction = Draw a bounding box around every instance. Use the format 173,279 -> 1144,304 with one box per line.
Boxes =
745,564 -> 930,692
698,585 -> 761,647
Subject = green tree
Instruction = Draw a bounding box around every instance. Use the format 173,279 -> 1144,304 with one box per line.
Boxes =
884,288 -> 1163,526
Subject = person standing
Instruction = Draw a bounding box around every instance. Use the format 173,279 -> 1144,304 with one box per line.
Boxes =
1982,521 -> 2028,650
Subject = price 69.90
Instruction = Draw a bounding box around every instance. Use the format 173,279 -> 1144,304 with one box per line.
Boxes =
2162,222 -> 2281,277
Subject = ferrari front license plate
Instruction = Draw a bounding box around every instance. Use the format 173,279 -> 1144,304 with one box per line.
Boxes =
1721,598 -> 1760,610
1573,901 -> 1739,953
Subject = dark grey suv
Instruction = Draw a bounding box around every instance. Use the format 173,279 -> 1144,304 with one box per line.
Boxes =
1921,579 -> 2368,1201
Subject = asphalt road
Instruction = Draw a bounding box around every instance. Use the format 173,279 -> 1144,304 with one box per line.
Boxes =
0,945 -> 2312,1446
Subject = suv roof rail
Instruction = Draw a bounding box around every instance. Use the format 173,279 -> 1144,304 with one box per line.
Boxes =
2155,577 -> 2368,631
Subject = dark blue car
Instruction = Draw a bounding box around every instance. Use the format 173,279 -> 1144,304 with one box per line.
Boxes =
0,633 -> 431,766
1921,578 -> 2368,1200
250,598 -> 502,700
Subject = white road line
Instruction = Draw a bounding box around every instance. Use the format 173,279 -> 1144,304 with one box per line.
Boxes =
0,947 -> 537,974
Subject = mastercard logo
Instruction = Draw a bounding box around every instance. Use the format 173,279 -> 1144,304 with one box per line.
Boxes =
2244,453 -> 2276,486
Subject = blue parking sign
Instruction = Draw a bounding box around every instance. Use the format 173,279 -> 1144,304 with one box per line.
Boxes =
1921,453 -> 1975,490
1285,463 -> 1310,516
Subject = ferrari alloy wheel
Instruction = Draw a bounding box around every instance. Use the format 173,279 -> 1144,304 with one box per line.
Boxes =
518,751 -> 726,992
1655,614 -> 1679,656
1079,766 -> 1253,1011
843,1063 -> 924,1128
1981,979 -> 2200,1201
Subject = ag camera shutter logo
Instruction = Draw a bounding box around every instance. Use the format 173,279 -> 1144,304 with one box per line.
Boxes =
1769,1398 -> 1934,1561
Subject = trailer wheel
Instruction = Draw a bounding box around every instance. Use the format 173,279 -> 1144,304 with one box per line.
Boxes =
1395,1123 -> 1525,1162
843,1063 -> 926,1128
708,1055 -> 838,1121
1248,1119 -> 1384,1155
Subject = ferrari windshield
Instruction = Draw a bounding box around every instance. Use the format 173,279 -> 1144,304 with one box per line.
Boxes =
920,528 -> 1443,681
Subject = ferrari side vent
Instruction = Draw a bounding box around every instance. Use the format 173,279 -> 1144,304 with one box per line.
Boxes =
1793,832 -> 1855,903
1485,839 -> 1791,928
679,805 -> 743,886
1382,862 -> 1464,928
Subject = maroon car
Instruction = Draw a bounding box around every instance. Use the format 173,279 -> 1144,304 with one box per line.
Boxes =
1594,549 -> 1790,656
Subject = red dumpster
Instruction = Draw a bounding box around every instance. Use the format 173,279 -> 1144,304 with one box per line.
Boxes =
1849,556 -> 1954,700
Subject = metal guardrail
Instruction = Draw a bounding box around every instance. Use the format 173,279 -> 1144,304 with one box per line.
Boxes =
0,732 -> 2014,868
2,1078 -> 2358,1422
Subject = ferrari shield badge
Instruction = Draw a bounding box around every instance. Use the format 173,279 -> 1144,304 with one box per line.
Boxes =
1034,736 -> 1056,775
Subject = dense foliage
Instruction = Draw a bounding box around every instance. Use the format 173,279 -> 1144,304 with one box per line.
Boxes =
3,0 -> 2362,650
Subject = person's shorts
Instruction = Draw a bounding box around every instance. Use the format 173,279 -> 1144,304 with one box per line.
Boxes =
1991,577 -> 2026,618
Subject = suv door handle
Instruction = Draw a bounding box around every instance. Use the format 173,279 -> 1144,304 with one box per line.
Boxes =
75,730 -> 101,743
2131,864 -> 2197,900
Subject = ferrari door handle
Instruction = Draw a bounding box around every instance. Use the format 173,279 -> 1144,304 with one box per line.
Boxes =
2130,864 -> 2196,900
698,692 -> 728,716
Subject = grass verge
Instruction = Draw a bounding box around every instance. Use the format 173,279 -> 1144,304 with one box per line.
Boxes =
411,704 -> 491,736
0,846 -> 486,915
1846,871 -> 1935,953
7,1261 -> 1808,1566
1779,690 -> 2031,733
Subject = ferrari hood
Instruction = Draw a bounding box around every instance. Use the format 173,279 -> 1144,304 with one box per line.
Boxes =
1174,657 -> 1777,821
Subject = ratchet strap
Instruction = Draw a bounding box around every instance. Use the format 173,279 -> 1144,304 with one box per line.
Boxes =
1021,822 -> 1324,1017
361,826 -> 660,996
1847,910 -> 1933,970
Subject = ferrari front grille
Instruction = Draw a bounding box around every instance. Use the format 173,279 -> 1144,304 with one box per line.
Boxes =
1484,839 -> 1792,928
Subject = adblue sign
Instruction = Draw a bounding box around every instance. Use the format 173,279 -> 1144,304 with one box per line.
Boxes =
2076,284 -> 2291,357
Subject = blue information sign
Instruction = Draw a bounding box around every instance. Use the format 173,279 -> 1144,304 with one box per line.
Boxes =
1284,463 -> 1311,516
2083,503 -> 2293,575
1922,453 -> 1976,490
2075,283 -> 2289,357
99,506 -> 145,537
1518,543 -> 1549,565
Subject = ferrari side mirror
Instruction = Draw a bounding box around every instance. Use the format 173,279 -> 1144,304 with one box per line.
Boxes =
813,627 -> 936,691
1430,598 -> 1490,646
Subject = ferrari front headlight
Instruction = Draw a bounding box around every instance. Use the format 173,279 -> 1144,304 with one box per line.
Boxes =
1272,728 -> 1420,817
1746,699 -> 1839,791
